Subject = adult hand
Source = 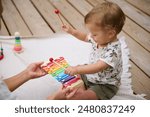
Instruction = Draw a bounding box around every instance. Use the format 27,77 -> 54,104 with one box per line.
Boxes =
25,62 -> 47,80
47,86 -> 78,100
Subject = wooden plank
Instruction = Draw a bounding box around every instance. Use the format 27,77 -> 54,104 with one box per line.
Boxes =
68,0 -> 93,16
0,19 -> 9,36
118,32 -> 150,77
13,0 -> 53,36
96,0 -> 106,4
123,18 -> 150,52
106,0 -> 150,32
31,0 -> 70,33
126,0 -> 150,16
130,61 -> 150,99
49,0 -> 86,32
2,0 -> 31,36
86,0 -> 99,6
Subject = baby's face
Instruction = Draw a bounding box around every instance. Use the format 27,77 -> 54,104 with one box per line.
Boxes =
86,23 -> 115,46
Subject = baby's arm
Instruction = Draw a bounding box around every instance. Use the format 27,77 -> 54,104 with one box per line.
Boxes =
65,60 -> 109,76
62,25 -> 88,42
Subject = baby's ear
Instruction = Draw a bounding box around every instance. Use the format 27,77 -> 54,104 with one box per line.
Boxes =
108,29 -> 116,39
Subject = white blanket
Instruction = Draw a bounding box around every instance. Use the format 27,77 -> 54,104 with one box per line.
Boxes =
0,33 -> 145,100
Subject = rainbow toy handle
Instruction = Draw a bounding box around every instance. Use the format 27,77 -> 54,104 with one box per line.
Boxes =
42,57 -> 83,89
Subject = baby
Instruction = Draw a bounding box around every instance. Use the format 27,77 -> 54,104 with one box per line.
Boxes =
62,1 -> 126,100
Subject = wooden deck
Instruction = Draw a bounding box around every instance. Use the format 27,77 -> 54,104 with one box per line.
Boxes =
0,0 -> 150,99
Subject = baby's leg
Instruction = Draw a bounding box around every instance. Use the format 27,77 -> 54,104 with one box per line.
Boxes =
66,74 -> 98,100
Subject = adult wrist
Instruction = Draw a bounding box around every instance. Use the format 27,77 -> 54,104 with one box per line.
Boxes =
22,69 -> 31,81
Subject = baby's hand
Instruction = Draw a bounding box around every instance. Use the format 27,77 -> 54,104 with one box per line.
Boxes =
65,66 -> 78,76
62,25 -> 74,34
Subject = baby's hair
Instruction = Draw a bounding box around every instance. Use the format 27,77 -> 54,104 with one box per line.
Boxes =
85,1 -> 125,34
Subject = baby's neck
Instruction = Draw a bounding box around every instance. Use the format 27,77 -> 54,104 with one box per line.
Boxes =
98,36 -> 118,48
